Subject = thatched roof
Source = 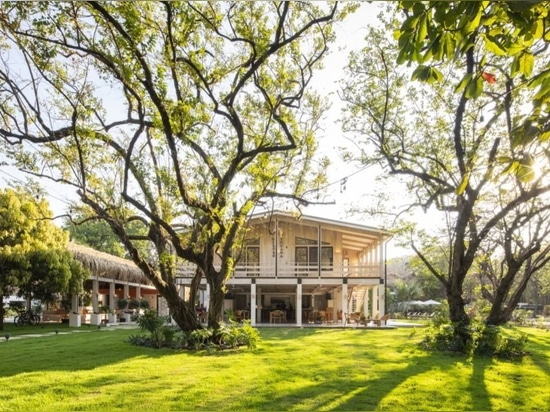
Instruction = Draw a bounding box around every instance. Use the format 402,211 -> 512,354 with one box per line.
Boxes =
68,242 -> 151,285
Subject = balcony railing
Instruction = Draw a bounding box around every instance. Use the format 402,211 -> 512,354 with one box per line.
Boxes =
176,263 -> 381,279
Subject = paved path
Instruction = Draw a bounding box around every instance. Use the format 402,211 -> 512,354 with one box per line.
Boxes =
0,323 -> 139,343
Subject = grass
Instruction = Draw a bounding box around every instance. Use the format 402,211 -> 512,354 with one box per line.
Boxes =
0,324 -> 549,411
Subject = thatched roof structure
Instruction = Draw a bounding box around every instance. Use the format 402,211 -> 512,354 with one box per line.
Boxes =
68,242 -> 152,285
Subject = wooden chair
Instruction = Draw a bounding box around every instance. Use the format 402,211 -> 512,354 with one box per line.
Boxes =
270,310 -> 286,324
374,314 -> 390,326
325,308 -> 334,323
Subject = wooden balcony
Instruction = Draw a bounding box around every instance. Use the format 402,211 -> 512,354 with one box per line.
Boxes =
176,264 -> 381,279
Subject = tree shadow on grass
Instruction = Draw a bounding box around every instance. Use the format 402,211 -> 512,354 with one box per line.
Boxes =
236,350 -> 494,411
523,329 -> 550,377
0,329 -> 171,377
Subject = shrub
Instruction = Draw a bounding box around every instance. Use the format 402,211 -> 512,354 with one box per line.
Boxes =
512,309 -> 532,325
420,320 -> 529,359
188,328 -> 214,350
128,311 -> 260,351
136,310 -> 166,334
215,320 -> 260,350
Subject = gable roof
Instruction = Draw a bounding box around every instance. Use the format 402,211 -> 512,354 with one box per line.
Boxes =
248,210 -> 392,252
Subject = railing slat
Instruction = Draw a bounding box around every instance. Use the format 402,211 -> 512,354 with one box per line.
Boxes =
176,264 -> 381,278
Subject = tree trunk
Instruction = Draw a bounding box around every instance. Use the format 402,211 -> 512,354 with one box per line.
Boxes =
169,297 -> 200,331
207,277 -> 225,330
485,261 -> 527,326
446,281 -> 471,350
447,288 -> 469,324
156,282 -> 200,331
0,295 -> 4,331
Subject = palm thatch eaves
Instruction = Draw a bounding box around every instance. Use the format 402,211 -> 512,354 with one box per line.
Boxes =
68,242 -> 151,285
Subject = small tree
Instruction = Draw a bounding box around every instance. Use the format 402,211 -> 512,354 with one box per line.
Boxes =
0,188 -> 87,330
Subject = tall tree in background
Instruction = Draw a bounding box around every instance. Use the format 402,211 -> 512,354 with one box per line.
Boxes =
341,1 -> 550,343
0,2 -> 349,331
0,188 -> 87,331
65,217 -> 128,258
475,199 -> 550,325
64,214 -> 150,259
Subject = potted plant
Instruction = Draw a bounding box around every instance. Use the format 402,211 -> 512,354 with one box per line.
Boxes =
116,298 -> 128,322
60,296 -> 71,324
100,305 -> 114,323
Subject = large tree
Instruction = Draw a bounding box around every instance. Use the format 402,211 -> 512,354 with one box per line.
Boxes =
340,1 -> 550,341
0,2 -> 349,331
0,187 -> 86,330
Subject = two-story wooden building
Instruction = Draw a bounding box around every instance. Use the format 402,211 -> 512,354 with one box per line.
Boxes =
177,211 -> 392,326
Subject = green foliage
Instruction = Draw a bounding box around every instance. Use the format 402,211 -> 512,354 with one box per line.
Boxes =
64,218 -> 127,258
116,298 -> 128,311
136,309 -> 166,334
132,310 -> 177,349
0,188 -> 88,328
396,1 -> 550,148
342,3 -> 550,330
64,213 -> 150,259
130,310 -> 260,351
187,328 -> 215,351
0,1 -> 347,331
215,320 -> 260,350
421,320 -> 529,359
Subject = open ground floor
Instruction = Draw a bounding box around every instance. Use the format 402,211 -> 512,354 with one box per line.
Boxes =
180,277 -> 388,327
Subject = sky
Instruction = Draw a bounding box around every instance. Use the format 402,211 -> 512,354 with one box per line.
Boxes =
0,3 -> 414,258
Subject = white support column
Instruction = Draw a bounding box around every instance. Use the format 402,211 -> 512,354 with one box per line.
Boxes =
90,279 -> 101,326
372,286 -> 379,317
69,294 -> 81,327
109,281 -> 117,323
379,240 -> 385,279
342,282 -> 348,325
296,282 -> 303,327
92,278 -> 99,313
250,283 -> 257,326
379,284 -> 385,317
364,287 -> 370,317
256,286 -> 262,323
124,283 -> 130,300
109,282 -> 116,308
137,285 -> 142,300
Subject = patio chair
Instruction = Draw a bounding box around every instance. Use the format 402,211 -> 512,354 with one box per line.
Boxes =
270,310 -> 286,324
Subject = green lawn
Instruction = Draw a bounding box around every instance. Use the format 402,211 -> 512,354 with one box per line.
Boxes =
0,324 -> 549,411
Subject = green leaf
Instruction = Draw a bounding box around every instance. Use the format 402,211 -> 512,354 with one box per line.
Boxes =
502,160 -> 520,175
455,73 -> 473,93
482,34 -> 507,56
456,173 -> 469,195
517,155 -> 535,182
411,65 -> 444,84
462,2 -> 483,33
530,18 -> 544,40
465,75 -> 483,99
512,52 -> 534,77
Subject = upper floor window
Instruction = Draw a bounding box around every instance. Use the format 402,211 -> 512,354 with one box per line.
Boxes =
295,237 -> 333,270
242,237 -> 260,266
